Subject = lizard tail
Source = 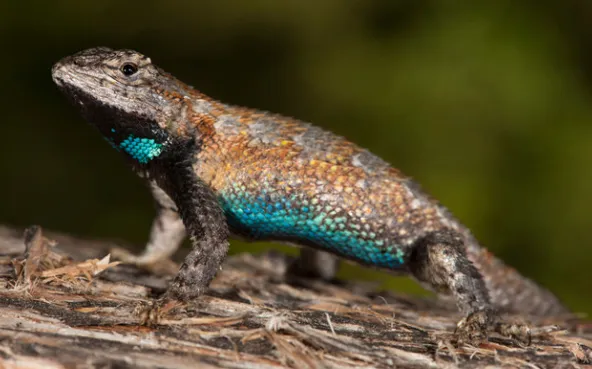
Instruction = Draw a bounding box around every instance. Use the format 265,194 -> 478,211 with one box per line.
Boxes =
466,245 -> 569,316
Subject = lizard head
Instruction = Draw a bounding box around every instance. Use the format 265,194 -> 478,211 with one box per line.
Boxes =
52,47 -> 195,165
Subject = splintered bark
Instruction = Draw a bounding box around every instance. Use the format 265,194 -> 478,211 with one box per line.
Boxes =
0,225 -> 589,369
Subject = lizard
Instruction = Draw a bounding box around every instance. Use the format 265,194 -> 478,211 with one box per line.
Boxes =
51,47 -> 569,345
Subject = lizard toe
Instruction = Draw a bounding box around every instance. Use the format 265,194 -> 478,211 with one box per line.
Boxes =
495,321 -> 532,345
454,310 -> 490,347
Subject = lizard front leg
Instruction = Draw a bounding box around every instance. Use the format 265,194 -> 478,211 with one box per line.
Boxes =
111,182 -> 186,275
142,166 -> 230,324
159,166 -> 230,302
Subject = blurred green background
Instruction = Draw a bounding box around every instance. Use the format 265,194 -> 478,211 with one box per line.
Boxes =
1,1 -> 590,314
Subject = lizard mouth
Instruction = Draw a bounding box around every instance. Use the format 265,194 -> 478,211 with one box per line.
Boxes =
51,60 -> 77,88
52,62 -> 101,94
51,61 -> 65,86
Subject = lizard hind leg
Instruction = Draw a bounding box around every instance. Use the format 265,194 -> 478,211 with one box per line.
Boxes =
287,249 -> 340,281
407,229 -> 497,345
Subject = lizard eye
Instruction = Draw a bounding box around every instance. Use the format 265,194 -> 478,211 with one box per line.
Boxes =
120,63 -> 138,76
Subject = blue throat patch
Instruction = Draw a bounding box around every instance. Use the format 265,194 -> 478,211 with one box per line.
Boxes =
118,134 -> 164,164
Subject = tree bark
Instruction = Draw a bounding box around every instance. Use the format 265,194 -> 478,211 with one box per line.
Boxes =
0,225 -> 589,369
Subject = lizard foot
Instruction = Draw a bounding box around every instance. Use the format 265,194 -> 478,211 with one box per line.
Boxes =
110,246 -> 179,276
454,310 -> 490,346
135,296 -> 180,326
494,321 -> 532,345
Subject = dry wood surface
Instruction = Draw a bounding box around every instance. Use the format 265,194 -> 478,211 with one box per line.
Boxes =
0,225 -> 589,369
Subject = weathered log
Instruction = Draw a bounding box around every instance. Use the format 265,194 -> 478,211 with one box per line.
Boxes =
0,225 -> 589,368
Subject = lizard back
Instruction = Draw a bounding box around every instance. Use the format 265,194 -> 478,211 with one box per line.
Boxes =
192,103 -> 468,268
192,103 -> 568,315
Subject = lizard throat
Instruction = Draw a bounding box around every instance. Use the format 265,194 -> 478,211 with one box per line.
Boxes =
56,82 -> 171,165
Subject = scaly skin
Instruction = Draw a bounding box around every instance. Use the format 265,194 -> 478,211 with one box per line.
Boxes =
52,47 -> 569,345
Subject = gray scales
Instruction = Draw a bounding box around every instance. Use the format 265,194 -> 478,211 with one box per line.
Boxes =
52,47 -> 569,346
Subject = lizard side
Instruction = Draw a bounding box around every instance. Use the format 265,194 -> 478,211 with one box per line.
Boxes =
52,47 -> 568,345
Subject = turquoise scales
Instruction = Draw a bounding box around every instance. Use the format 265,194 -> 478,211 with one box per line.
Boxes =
99,127 -> 407,267
101,129 -> 408,267
219,184 -> 406,268
119,134 -> 164,164
105,128 -> 407,267
105,129 -> 165,164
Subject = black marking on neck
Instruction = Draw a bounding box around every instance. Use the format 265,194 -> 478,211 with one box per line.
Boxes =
59,83 -> 165,141
58,82 -> 201,172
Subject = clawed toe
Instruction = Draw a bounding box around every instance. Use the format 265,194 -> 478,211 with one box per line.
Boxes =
136,296 -> 180,326
135,300 -> 160,326
495,321 -> 532,345
454,310 -> 533,347
454,310 -> 490,346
